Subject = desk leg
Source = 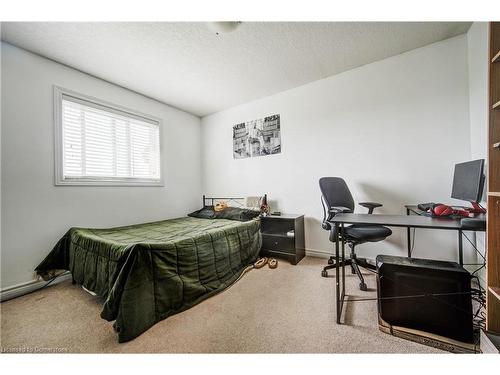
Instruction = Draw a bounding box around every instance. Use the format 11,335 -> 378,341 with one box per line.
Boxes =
406,207 -> 412,257
341,223 -> 345,313
335,223 -> 341,324
458,230 -> 463,267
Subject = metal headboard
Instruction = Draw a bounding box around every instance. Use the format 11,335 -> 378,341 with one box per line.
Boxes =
203,195 -> 245,207
202,195 -> 246,208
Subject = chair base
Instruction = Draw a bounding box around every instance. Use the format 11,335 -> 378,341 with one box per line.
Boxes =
321,256 -> 374,291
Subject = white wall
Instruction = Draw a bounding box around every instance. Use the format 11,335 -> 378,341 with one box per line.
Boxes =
1,42 -> 202,288
201,35 -> 473,261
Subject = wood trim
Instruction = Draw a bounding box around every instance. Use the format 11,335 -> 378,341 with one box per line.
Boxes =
489,286 -> 500,301
487,288 -> 500,333
493,50 -> 500,63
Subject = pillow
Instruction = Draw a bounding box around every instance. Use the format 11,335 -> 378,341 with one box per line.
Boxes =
188,206 -> 216,219
188,206 -> 260,221
214,207 -> 260,221
239,208 -> 261,221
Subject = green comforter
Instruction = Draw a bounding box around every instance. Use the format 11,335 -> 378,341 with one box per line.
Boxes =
35,217 -> 261,342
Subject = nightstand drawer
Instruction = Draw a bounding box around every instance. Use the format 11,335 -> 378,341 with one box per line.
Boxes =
262,234 -> 295,254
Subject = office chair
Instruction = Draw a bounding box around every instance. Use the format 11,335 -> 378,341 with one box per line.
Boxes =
319,177 -> 392,291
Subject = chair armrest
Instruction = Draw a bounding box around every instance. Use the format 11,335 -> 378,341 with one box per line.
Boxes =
359,202 -> 383,214
329,206 -> 352,214
322,206 -> 352,231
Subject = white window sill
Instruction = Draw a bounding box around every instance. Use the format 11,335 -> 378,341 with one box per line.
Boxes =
55,178 -> 164,187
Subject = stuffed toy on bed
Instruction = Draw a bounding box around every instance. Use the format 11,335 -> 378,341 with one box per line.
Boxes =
214,201 -> 228,212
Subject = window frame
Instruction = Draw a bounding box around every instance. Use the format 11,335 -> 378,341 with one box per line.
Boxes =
54,86 -> 164,187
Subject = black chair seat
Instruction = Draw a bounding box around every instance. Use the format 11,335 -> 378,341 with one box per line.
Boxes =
344,225 -> 392,242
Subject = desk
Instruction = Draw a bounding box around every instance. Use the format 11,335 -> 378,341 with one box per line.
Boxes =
328,213 -> 476,324
405,205 -> 486,266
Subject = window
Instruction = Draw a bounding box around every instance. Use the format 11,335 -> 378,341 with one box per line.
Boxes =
54,87 -> 163,186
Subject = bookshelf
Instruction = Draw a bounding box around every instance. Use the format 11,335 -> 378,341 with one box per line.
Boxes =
487,22 -> 500,334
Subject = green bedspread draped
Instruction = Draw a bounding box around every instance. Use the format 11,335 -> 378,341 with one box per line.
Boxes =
35,217 -> 261,342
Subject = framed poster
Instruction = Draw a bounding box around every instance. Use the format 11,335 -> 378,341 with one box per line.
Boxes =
233,114 -> 281,159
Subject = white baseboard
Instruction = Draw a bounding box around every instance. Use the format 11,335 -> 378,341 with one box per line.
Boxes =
305,248 -> 332,258
0,272 -> 72,302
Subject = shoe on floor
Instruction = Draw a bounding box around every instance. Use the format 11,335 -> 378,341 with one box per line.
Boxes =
268,258 -> 278,269
254,257 -> 268,269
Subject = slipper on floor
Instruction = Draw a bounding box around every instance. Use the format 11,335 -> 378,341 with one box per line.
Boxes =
254,257 -> 268,269
268,258 -> 278,269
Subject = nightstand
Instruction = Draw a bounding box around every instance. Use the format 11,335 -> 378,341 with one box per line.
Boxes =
260,214 -> 305,265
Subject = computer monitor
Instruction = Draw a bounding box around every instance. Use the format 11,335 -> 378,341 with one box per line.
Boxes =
451,159 -> 485,203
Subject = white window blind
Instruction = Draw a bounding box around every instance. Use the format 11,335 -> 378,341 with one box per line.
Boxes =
55,89 -> 162,186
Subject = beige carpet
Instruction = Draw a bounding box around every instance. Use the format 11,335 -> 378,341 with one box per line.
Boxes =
1,256 -> 442,353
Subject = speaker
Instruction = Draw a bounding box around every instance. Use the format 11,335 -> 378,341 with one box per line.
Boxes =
376,255 -> 473,343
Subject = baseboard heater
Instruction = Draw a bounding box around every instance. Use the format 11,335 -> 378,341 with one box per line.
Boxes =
0,272 -> 71,302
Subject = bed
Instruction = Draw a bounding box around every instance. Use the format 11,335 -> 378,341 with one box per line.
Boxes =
35,199 -> 262,342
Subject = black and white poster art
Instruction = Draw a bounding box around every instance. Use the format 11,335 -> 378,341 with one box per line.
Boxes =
233,114 -> 281,159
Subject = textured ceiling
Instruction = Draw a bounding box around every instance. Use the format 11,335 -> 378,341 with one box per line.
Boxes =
1,22 -> 471,116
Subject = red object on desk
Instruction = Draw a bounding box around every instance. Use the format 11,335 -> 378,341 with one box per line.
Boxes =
432,204 -> 471,218
468,201 -> 487,214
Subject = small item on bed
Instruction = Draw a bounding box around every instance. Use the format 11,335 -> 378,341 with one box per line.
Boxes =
214,201 -> 228,212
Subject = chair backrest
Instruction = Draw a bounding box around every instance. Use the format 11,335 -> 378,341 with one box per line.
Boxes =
319,177 -> 355,213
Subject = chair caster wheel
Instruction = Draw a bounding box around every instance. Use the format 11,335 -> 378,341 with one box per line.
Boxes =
328,258 -> 334,265
321,270 -> 328,277
359,283 -> 368,291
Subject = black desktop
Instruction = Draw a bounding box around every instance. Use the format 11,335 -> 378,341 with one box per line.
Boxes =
376,255 -> 474,348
